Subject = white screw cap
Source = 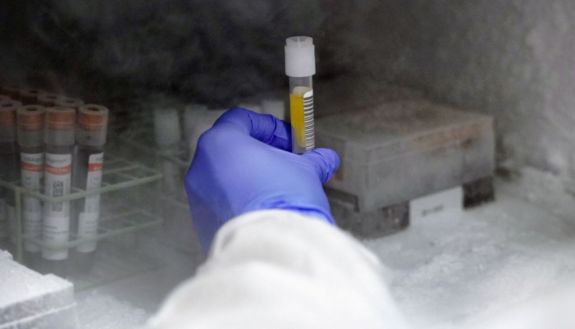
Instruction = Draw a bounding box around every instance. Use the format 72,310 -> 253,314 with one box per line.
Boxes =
154,108 -> 181,146
285,36 -> 316,78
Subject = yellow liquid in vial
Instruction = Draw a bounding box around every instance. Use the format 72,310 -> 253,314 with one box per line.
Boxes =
289,86 -> 314,153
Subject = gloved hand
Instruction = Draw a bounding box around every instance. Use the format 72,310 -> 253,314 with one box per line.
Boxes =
185,108 -> 340,252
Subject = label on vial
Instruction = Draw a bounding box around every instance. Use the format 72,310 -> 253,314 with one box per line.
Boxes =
42,215 -> 70,260
84,153 -> 104,213
21,153 -> 43,190
21,152 -> 43,251
77,212 -> 98,253
44,153 -> 72,217
24,210 -> 42,253
290,88 -> 314,153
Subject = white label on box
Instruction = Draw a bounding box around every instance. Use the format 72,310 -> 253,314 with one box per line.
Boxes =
42,215 -> 70,260
77,212 -> 99,253
84,153 -> 103,213
44,153 -> 72,217
24,210 -> 42,253
410,187 -> 463,222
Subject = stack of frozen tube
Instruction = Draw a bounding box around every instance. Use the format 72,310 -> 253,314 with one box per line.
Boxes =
0,86 -> 109,277
154,97 -> 286,191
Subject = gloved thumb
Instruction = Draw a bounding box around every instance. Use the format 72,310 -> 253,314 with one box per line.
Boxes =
302,148 -> 340,184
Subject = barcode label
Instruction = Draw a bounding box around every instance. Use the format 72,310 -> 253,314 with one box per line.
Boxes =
43,153 -> 72,260
21,153 -> 43,190
22,153 -> 43,252
84,153 -> 104,213
44,153 -> 72,216
302,90 -> 315,151
290,87 -> 315,154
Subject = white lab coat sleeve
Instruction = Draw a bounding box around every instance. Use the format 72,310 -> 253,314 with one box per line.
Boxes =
147,210 -> 408,329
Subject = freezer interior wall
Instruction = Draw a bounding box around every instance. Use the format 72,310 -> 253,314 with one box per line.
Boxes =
357,1 -> 575,185
2,1 -> 575,183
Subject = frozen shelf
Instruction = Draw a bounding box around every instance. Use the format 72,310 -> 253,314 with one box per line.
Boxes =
113,126 -> 191,169
71,242 -> 162,291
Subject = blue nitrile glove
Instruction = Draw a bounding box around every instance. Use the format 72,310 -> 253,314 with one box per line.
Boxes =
185,108 -> 340,252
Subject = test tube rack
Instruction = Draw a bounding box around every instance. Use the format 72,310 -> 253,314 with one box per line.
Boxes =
113,113 -> 191,169
110,120 -> 201,254
0,154 -> 163,264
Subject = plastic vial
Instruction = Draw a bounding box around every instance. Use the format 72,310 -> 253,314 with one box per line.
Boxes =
37,93 -> 61,107
1,85 -> 21,100
0,100 -> 22,247
187,108 -> 226,162
17,105 -> 45,266
285,36 -> 316,154
238,102 -> 263,114
41,107 -> 75,276
73,105 -> 108,272
261,99 -> 286,121
153,108 -> 181,195
183,104 -> 208,147
0,95 -> 13,102
54,97 -> 84,110
19,89 -> 43,105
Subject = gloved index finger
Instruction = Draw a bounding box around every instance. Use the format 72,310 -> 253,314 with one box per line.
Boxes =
214,107 -> 292,151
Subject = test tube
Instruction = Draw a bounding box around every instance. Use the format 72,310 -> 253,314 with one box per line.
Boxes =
19,88 -> 43,105
17,105 -> 45,264
285,36 -> 316,154
0,100 -> 22,247
153,108 -> 181,195
261,98 -> 287,121
1,85 -> 21,100
37,93 -> 61,107
41,107 -> 75,275
54,97 -> 84,110
238,102 -> 263,114
73,105 -> 108,272
184,104 -> 207,152
187,108 -> 226,162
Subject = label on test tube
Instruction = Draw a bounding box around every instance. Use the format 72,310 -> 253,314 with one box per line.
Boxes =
43,153 -> 72,260
24,211 -> 42,253
290,87 -> 314,152
21,152 -> 43,252
21,153 -> 43,191
77,153 -> 103,253
84,153 -> 103,213
42,215 -> 70,260
77,212 -> 98,253
45,153 -> 72,216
